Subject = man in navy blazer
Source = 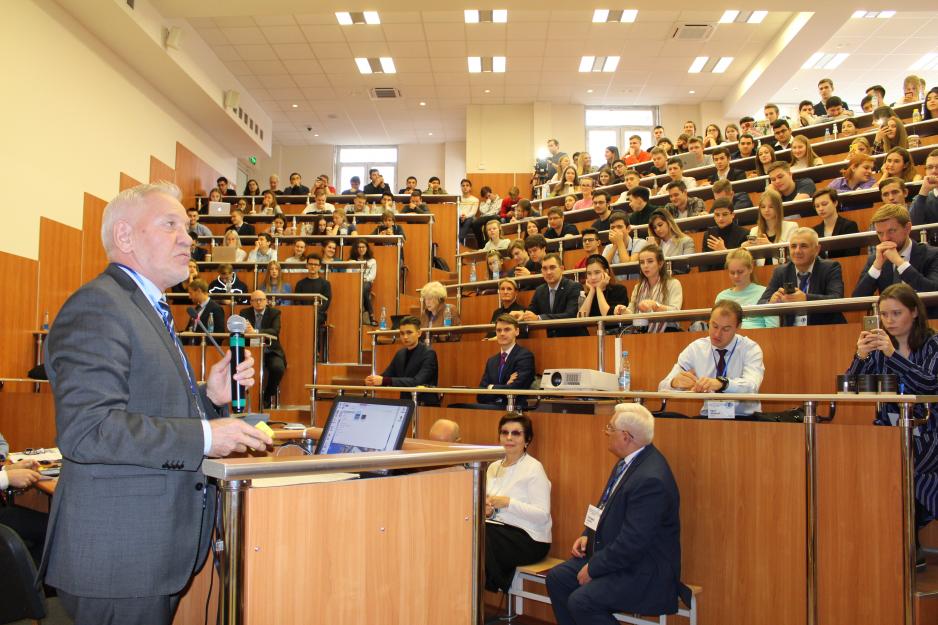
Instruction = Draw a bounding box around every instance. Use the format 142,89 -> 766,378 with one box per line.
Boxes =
546,403 -> 689,623
478,315 -> 535,406
758,227 -> 846,326
512,252 -> 587,337
852,204 -> 938,316
365,316 -> 439,405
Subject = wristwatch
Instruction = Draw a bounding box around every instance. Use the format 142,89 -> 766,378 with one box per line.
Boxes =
717,376 -> 729,393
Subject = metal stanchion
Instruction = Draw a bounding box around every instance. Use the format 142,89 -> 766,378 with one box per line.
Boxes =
411,390 -> 420,438
257,338 -> 266,413
506,394 -> 515,413
471,461 -> 487,625
803,400 -> 818,625
218,478 -> 248,625
371,333 -> 378,376
597,320 -> 605,372
312,297 -> 320,387
199,335 -> 207,382
899,400 -> 916,625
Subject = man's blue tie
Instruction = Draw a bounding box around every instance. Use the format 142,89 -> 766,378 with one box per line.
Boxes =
598,459 -> 628,508
497,351 -> 508,384
797,272 -> 810,294
157,299 -> 205,418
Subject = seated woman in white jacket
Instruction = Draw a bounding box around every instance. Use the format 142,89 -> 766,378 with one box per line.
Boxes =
485,412 -> 552,593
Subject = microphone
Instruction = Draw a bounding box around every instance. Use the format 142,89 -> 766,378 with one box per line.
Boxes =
185,307 -> 225,357
227,315 -> 249,414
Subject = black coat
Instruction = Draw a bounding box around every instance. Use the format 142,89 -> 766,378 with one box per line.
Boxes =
813,217 -> 860,259
852,241 -> 938,317
478,344 -> 536,405
239,306 -> 286,362
380,343 -> 439,404
759,258 -> 847,326
184,299 -> 226,345
527,278 -> 587,337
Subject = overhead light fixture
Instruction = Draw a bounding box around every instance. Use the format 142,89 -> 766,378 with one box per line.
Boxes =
713,57 -> 734,73
748,10 -> 768,23
851,10 -> 896,18
467,56 -> 506,73
428,132 -> 433,136
336,11 -> 380,25
465,9 -> 508,23
587,89 -> 594,93
314,133 -> 319,137
910,53 -> 938,71
688,56 -> 708,73
484,89 -> 491,93
719,10 -> 739,23
291,104 -> 299,108
689,90 -> 696,94
354,57 -> 396,74
801,52 -> 849,70
419,101 -> 427,106
592,9 -> 638,23
578,56 -> 620,73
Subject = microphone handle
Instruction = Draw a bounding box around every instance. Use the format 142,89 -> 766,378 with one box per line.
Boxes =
229,332 -> 247,414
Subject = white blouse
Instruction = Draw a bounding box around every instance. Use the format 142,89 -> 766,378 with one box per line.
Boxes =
485,454 -> 552,543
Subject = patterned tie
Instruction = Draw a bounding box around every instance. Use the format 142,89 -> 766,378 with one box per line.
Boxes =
715,348 -> 728,377
498,351 -> 508,383
598,459 -> 628,508
797,272 -> 810,294
549,288 -> 556,311
157,299 -> 205,418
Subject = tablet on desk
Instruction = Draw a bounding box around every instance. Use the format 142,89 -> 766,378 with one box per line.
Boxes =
314,397 -> 413,474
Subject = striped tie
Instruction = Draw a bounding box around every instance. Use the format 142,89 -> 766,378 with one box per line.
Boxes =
157,299 -> 205,418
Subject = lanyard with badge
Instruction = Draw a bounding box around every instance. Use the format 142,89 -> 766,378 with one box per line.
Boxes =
706,337 -> 738,419
584,457 -> 632,531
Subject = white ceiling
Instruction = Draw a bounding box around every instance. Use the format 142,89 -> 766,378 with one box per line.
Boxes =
151,2 -> 938,147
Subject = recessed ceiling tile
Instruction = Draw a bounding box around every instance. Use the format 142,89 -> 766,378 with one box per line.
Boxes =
259,75 -> 297,89
395,73 -> 437,86
900,38 -> 938,54
506,57 -> 543,72
427,40 -> 466,57
421,11 -> 465,23
507,38 -> 546,57
213,45 -> 241,61
260,25 -> 307,43
399,85 -> 437,97
546,22 -> 591,40
186,17 -> 216,29
245,60 -> 288,74
253,15 -> 297,27
214,16 -> 256,29
465,24 -> 506,40
291,74 -> 326,88
301,86 -> 338,100
506,21 -> 548,41
383,23 -> 423,42
325,73 -> 370,87
380,12 -> 421,24
301,24 -> 346,43
196,28 -> 228,46
237,75 -> 262,88
343,25 -> 387,42
319,58 -> 357,73
223,60 -> 250,75
294,14 -> 335,26
221,27 -> 267,45
310,42 -> 353,59
424,23 -> 466,41
466,41 -> 506,56
387,41 -> 429,57
392,58 -> 432,73
625,22 -> 672,40
234,45 -> 278,61
433,73 -> 470,86
347,42 -> 392,57
283,59 -> 326,74
430,57 -> 468,73
249,87 -> 271,100
267,87 -> 304,100
273,43 -> 316,59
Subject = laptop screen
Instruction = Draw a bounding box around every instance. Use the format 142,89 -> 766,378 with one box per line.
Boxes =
315,397 -> 413,456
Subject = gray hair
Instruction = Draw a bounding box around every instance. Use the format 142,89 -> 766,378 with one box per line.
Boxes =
420,280 -> 448,302
789,226 -> 819,247
100,181 -> 182,259
612,402 -> 654,445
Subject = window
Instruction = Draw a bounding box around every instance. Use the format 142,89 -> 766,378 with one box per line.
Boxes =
585,107 -> 658,166
336,146 -> 398,192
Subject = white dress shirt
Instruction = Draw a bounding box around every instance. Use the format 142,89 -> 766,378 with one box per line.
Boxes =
658,334 -> 765,415
486,453 -> 553,543
866,238 -> 913,280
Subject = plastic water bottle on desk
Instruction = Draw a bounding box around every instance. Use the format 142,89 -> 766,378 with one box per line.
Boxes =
379,306 -> 388,330
468,263 -> 477,283
443,306 -> 453,327
42,311 -> 50,331
913,108 -> 922,123
823,128 -> 831,142
207,317 -> 214,335
618,351 -> 631,392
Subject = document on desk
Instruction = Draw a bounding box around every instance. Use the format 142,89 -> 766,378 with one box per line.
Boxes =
251,473 -> 360,488
9,448 -> 62,463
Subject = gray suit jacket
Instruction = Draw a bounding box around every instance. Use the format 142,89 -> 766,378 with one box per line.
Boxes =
42,264 -> 225,598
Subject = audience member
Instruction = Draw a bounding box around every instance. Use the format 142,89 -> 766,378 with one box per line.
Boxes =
221,229 -> 247,262
372,210 -> 406,241
294,253 -> 332,317
924,87 -> 938,120
350,239 -> 377,325
364,315 -> 439,404
903,74 -> 926,104
246,232 -> 275,264
623,134 -> 651,165
576,152 -> 596,176
709,147 -> 745,183
724,123 -> 740,143
648,147 -> 669,176
226,207 -> 255,237
610,160 -> 627,185
302,191 -> 335,215
911,149 -> 938,226
261,260 -> 292,306
500,186 -> 522,221
739,116 -> 756,136
702,123 -> 723,148
742,189 -> 796,264
852,204 -> 938,315
879,176 -> 910,210
603,146 -> 620,169
754,144 -> 777,177
797,100 -> 818,128
790,136 -> 824,171
664,180 -> 705,220
0,437 -> 48,565
626,186 -> 654,226
364,169 -> 393,195
488,278 -> 527,337
457,178 -> 481,245
544,206 -> 580,248
873,116 -> 909,153
590,191 -> 613,231
283,172 -> 310,196
712,178 -> 749,210
840,119 -> 858,137
186,208 -> 211,238
483,412 -> 552,593
814,77 -> 843,115
284,239 -> 307,269
880,147 -> 922,184
733,133 -> 757,161
705,198 -> 749,256
546,403 -> 688,623
482,219 -> 510,252
425,175 -> 448,195
399,175 -> 419,195
850,136 -> 872,155
649,208 -> 695,266
603,211 -> 646,264
185,278 -> 225,344
208,263 -> 249,304
771,119 -> 793,151
828,153 -> 876,192
478,315 -> 536,405
216,176 -> 236,197
258,190 -> 283,216
512,253 -> 586,337
681,136 -> 714,170
613,245 -> 683,333
767,161 -> 815,201
573,177 -> 595,210
266,173 -> 283,195
576,229 -> 602,269
666,158 -> 697,190
402,189 -> 430,214
597,168 -> 613,188
327,205 -> 356,236
658,300 -> 765,417
578,254 -> 628,317
812,188 -> 860,259
487,250 -> 504,281
512,235 -> 547,277
420,280 -> 461,342
758,228 -> 846,326
341,175 -> 362,195
715,249 -> 779,328
428,418 -> 461,442
239,291 -> 286,408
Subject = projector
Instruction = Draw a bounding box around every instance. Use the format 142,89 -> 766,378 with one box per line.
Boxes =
540,369 -> 619,392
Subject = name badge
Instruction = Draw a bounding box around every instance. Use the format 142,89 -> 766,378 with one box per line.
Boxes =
793,315 -> 808,327
584,504 -> 602,531
249,338 -> 262,347
706,400 -> 737,420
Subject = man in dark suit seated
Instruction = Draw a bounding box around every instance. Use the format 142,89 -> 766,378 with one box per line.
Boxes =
546,403 -> 690,624
702,199 -> 749,271
759,227 -> 846,326
185,279 -> 225,344
910,150 -> 938,226
225,208 -> 255,237
364,315 -> 439,405
852,204 -> 938,316
512,252 -> 587,337
478,315 -> 535,406
240,290 -> 287,409
282,172 -> 310,196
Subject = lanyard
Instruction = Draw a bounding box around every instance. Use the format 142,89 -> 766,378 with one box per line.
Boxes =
712,337 -> 739,377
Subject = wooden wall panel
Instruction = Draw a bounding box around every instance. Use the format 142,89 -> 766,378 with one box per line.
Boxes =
119,172 -> 141,191
38,218 -> 81,329
0,393 -> 56,450
430,202 -> 458,271
80,192 -> 109,283
0,252 -> 38,378
149,155 -> 176,184
469,173 -> 536,199
175,141 -> 223,210
324,271 -> 363,363
399,223 -> 431,297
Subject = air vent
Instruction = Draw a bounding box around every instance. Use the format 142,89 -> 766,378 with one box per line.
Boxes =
671,24 -> 715,41
369,87 -> 401,100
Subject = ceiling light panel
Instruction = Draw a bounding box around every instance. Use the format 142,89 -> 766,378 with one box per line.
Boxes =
713,57 -> 734,73
688,56 -> 708,73
747,10 -> 767,23
851,10 -> 896,18
336,11 -> 381,25
719,10 -> 739,23
465,9 -> 508,23
354,57 -> 396,74
578,56 -> 618,73
592,9 -> 638,23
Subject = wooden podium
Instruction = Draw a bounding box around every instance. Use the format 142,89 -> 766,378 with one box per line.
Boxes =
201,440 -> 504,625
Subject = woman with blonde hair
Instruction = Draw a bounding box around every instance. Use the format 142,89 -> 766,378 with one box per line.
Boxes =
849,136 -> 871,155
548,155 -> 572,184
873,115 -> 909,153
261,260 -> 292,306
742,189 -> 796,264
613,244 -> 683,333
576,152 -> 596,176
790,135 -> 823,171
903,74 -> 926,104
880,147 -> 922,183
222,229 -> 247,262
646,209 -> 695,268
754,143 -> 777,177
714,249 -> 778,328
828,153 -> 877,192
419,280 -> 461,342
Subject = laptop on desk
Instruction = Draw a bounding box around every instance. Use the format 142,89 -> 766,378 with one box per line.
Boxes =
208,201 -> 231,216
211,246 -> 240,263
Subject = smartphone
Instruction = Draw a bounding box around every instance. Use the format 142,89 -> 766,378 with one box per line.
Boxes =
863,315 -> 881,332
783,281 -> 796,294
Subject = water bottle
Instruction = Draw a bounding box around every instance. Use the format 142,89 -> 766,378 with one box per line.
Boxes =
618,351 -> 631,392
291,216 -> 297,232
823,128 -> 831,142
832,123 -> 838,139
340,225 -> 348,236
872,93 -> 881,109
492,269 -> 500,280
913,108 -> 922,123
443,306 -> 453,327
379,306 -> 388,330
469,263 -> 477,283
351,214 -> 357,226
42,311 -> 50,331
207,317 -> 214,333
